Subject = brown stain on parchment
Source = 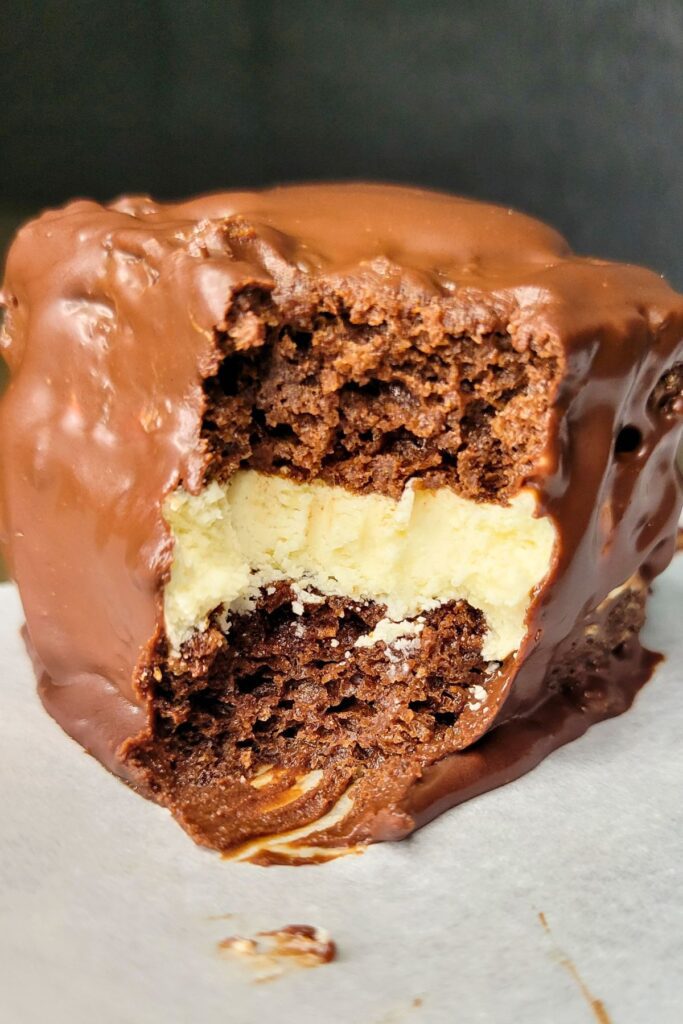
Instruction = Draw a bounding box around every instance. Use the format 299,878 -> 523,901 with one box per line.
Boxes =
538,912 -> 612,1024
372,996 -> 425,1023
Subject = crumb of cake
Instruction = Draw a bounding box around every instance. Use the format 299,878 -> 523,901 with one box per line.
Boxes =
218,924 -> 336,979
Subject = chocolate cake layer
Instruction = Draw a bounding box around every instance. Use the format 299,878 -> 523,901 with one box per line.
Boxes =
203,292 -> 560,501
132,586 -> 489,774
1,184 -> 682,861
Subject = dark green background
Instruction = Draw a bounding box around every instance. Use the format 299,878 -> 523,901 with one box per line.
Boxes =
2,1 -> 683,282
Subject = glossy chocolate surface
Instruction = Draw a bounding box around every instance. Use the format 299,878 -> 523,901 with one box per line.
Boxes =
1,184 -> 682,852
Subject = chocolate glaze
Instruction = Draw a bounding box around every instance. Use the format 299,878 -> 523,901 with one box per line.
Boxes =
1,184 -> 682,854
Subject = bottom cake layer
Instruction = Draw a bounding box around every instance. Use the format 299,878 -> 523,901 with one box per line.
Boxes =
110,573 -> 655,863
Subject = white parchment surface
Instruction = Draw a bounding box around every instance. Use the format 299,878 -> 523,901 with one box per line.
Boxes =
1,561 -> 681,1024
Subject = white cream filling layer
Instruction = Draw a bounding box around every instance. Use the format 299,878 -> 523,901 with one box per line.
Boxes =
163,470 -> 556,661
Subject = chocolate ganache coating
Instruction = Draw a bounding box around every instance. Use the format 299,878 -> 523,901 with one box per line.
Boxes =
1,184 -> 682,857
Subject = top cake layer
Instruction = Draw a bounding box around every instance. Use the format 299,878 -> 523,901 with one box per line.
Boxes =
1,184 -> 682,790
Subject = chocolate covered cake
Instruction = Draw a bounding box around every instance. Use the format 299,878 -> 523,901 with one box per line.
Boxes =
1,184 -> 682,863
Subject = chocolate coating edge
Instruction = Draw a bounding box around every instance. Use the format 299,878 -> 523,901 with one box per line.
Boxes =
1,184 -> 682,853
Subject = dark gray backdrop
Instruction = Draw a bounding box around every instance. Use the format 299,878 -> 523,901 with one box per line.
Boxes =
1,0 -> 682,284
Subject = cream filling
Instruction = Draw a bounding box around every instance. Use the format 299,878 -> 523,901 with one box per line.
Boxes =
163,470 -> 556,661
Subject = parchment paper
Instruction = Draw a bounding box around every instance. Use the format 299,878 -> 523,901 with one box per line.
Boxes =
1,560 -> 681,1024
